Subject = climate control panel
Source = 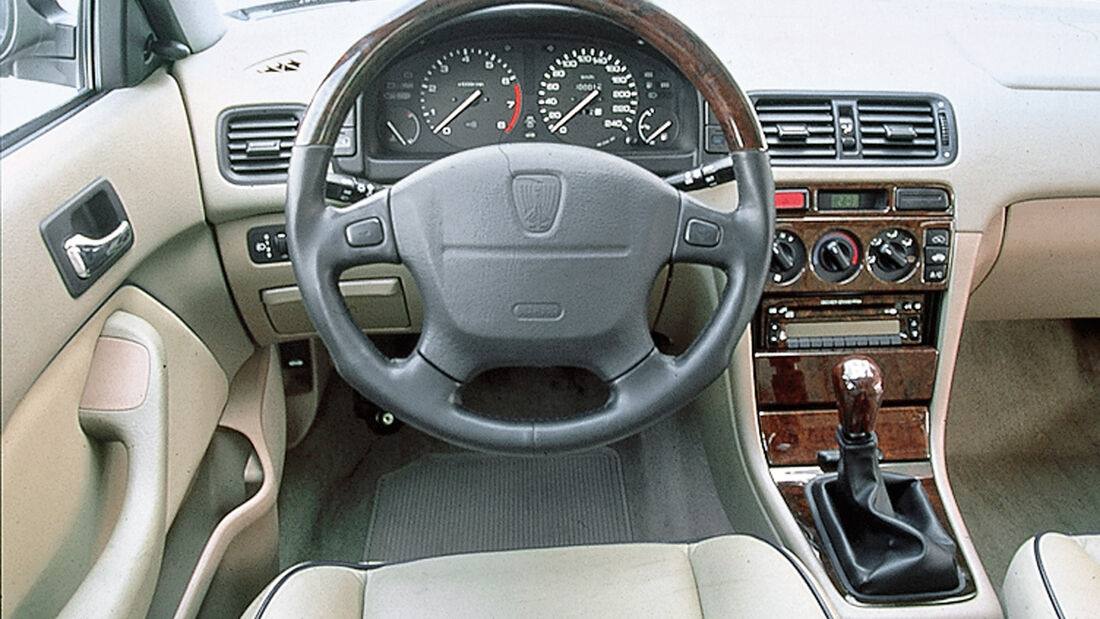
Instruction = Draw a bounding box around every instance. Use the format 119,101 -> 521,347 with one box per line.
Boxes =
766,220 -> 951,293
764,183 -> 953,294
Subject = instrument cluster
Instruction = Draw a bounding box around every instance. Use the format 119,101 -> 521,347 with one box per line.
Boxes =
357,27 -> 700,182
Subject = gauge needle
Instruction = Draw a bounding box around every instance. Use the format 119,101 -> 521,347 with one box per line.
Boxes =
645,120 -> 673,143
385,121 -> 408,146
550,88 -> 600,133
432,88 -> 483,134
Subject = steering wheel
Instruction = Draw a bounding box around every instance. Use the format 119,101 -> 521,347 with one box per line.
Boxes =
286,0 -> 774,454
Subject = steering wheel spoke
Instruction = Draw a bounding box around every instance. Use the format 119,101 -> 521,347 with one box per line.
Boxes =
670,150 -> 775,274
670,192 -> 735,269
317,189 -> 400,272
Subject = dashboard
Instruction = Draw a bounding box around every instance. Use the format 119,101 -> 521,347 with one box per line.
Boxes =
348,7 -> 700,182
163,2 -> 1099,615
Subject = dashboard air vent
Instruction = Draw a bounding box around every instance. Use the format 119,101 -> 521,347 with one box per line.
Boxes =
748,92 -> 956,166
857,99 -> 937,159
217,105 -> 305,184
754,98 -> 837,159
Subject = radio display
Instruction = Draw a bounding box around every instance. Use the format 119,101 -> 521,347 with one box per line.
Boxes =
785,319 -> 900,339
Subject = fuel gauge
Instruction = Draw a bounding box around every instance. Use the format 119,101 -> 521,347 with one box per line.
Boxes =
379,107 -> 421,148
637,106 -> 677,146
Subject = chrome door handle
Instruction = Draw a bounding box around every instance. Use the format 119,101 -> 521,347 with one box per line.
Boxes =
63,220 -> 132,279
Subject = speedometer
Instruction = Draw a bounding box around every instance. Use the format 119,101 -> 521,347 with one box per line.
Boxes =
538,48 -> 638,148
419,47 -> 522,149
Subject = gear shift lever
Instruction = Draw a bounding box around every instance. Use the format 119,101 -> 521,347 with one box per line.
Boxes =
806,355 -> 962,601
833,356 -> 883,439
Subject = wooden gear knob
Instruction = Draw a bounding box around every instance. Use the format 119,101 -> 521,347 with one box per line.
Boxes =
832,355 -> 885,438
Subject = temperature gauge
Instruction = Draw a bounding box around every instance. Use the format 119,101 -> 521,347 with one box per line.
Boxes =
379,107 -> 421,148
636,106 -> 677,146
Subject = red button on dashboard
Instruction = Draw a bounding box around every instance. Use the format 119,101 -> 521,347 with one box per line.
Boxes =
775,190 -> 808,210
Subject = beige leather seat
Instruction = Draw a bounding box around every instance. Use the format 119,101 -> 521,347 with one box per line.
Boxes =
243,535 -> 833,618
1003,532 -> 1100,618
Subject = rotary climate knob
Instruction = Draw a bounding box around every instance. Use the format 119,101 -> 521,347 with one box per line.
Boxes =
868,228 -> 918,282
769,231 -> 806,285
812,231 -> 861,283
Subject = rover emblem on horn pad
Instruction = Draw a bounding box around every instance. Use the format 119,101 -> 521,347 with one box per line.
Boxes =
512,175 -> 561,234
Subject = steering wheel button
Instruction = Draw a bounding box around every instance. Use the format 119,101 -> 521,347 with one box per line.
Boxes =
346,218 -> 384,247
685,218 -> 721,247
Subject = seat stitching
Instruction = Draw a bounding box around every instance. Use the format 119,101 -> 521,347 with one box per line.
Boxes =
1033,532 -> 1067,619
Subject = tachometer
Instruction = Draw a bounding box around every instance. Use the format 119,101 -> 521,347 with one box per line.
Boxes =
538,48 -> 637,148
419,47 -> 522,149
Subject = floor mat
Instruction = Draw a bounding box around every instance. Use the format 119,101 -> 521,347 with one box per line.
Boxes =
946,319 -> 1100,588
364,448 -> 632,562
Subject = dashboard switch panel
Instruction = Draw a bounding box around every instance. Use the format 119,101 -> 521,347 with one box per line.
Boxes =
248,225 -> 289,264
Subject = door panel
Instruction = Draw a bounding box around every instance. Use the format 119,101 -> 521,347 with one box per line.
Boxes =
1,68 -> 208,422
1,68 -> 240,616
1,287 -> 229,618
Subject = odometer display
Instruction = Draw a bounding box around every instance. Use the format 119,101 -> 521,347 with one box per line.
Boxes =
538,48 -> 637,148
419,47 -> 521,149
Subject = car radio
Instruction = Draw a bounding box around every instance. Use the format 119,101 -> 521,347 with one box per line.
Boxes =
759,293 -> 931,351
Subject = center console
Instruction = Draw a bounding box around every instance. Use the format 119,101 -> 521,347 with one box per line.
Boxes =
750,182 -> 979,605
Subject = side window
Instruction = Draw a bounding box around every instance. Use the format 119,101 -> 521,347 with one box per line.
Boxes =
0,0 -> 87,137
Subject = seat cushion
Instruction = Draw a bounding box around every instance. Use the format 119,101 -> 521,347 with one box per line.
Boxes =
1003,532 -> 1100,618
243,535 -> 833,618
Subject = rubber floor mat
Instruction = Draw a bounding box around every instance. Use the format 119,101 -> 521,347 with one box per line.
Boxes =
364,448 -> 632,561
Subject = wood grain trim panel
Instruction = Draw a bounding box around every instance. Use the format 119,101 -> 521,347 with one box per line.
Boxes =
760,406 -> 929,466
755,348 -> 938,407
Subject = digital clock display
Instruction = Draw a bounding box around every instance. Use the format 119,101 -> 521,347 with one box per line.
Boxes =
830,193 -> 862,209
819,190 -> 887,211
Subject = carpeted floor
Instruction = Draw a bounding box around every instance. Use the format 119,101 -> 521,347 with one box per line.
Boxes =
364,449 -> 632,562
945,319 -> 1100,590
277,369 -> 733,568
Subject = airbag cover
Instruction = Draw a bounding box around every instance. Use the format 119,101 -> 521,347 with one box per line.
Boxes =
389,144 -> 680,382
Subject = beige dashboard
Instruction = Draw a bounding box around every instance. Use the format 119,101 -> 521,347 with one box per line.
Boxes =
172,0 -> 1100,346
